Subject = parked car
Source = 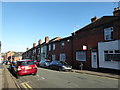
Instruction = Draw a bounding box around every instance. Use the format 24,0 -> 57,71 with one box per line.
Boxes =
39,59 -> 51,68
11,60 -> 37,77
3,60 -> 10,65
34,60 -> 40,66
49,60 -> 72,71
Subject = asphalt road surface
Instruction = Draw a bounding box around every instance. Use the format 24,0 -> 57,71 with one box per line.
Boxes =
16,67 -> 119,88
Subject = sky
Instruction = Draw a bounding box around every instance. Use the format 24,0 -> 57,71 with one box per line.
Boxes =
1,2 -> 118,53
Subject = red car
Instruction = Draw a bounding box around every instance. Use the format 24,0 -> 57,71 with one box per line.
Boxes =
16,60 -> 37,76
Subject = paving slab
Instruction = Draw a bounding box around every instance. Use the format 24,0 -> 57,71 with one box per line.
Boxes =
72,69 -> 119,79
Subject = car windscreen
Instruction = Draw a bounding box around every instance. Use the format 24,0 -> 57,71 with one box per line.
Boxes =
60,61 -> 68,65
46,61 -> 50,63
19,61 -> 35,66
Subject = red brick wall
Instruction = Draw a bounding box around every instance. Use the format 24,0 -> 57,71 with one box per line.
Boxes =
48,37 -> 73,65
72,19 -> 120,69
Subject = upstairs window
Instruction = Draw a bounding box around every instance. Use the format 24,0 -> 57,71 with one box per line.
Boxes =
38,48 -> 40,54
61,42 -> 65,49
104,27 -> 114,41
49,44 -> 51,51
53,43 -> 56,50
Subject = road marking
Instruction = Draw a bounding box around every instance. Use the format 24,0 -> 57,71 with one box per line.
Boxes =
82,73 -> 119,80
24,82 -> 33,90
21,83 -> 28,89
21,82 -> 33,90
41,77 -> 45,80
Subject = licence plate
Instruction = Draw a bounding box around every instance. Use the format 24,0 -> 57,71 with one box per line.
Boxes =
26,67 -> 32,69
29,67 -> 32,69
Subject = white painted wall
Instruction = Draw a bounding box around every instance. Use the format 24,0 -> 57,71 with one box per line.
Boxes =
98,40 -> 120,70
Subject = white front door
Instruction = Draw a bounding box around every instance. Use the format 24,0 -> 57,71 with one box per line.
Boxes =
91,52 -> 98,68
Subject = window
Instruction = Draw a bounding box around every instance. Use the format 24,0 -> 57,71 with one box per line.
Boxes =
104,50 -> 120,61
53,43 -> 56,50
76,51 -> 86,61
38,48 -> 40,54
33,49 -> 36,55
52,55 -> 56,61
34,49 -> 36,54
49,44 -> 51,51
61,42 -> 65,49
104,27 -> 114,40
60,53 -> 66,61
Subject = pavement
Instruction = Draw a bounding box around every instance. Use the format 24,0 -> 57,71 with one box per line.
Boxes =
1,64 -> 21,89
72,69 -> 120,79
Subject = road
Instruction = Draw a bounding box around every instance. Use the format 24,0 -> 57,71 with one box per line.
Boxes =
15,67 -> 119,88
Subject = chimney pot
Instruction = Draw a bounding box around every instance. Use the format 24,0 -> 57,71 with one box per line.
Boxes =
33,43 -> 36,47
38,39 -> 42,45
113,7 -> 120,16
91,16 -> 98,23
26,48 -> 29,51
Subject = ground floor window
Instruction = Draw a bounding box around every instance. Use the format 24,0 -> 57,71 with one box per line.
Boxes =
60,53 -> 66,61
104,50 -> 120,61
76,51 -> 86,61
52,55 -> 56,61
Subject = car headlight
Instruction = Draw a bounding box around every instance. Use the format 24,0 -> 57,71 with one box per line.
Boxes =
62,65 -> 67,68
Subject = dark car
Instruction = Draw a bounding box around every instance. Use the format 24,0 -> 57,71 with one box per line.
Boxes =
49,60 -> 72,71
3,60 -> 10,65
39,59 -> 51,68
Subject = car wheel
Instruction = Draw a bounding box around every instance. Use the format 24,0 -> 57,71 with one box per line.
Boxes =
16,73 -> 20,79
50,66 -> 53,70
33,73 -> 37,76
58,67 -> 62,71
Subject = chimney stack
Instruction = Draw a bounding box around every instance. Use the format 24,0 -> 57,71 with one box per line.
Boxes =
33,43 -> 36,47
113,7 -> 120,16
45,36 -> 49,43
91,16 -> 98,23
38,39 -> 42,45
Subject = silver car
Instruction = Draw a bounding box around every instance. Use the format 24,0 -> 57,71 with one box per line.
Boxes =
39,59 -> 51,68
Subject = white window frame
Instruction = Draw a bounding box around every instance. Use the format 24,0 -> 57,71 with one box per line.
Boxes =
60,53 -> 66,61
34,49 -> 36,54
104,50 -> 120,62
38,48 -> 40,54
52,55 -> 56,61
76,51 -> 86,61
53,43 -> 56,50
104,27 -> 113,40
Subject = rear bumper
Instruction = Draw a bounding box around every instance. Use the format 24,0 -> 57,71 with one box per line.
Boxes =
62,68 -> 72,71
18,68 -> 37,75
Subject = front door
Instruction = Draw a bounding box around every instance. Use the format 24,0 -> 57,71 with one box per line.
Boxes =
91,52 -> 98,69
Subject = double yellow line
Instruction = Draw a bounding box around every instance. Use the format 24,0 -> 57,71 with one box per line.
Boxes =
21,82 -> 33,90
